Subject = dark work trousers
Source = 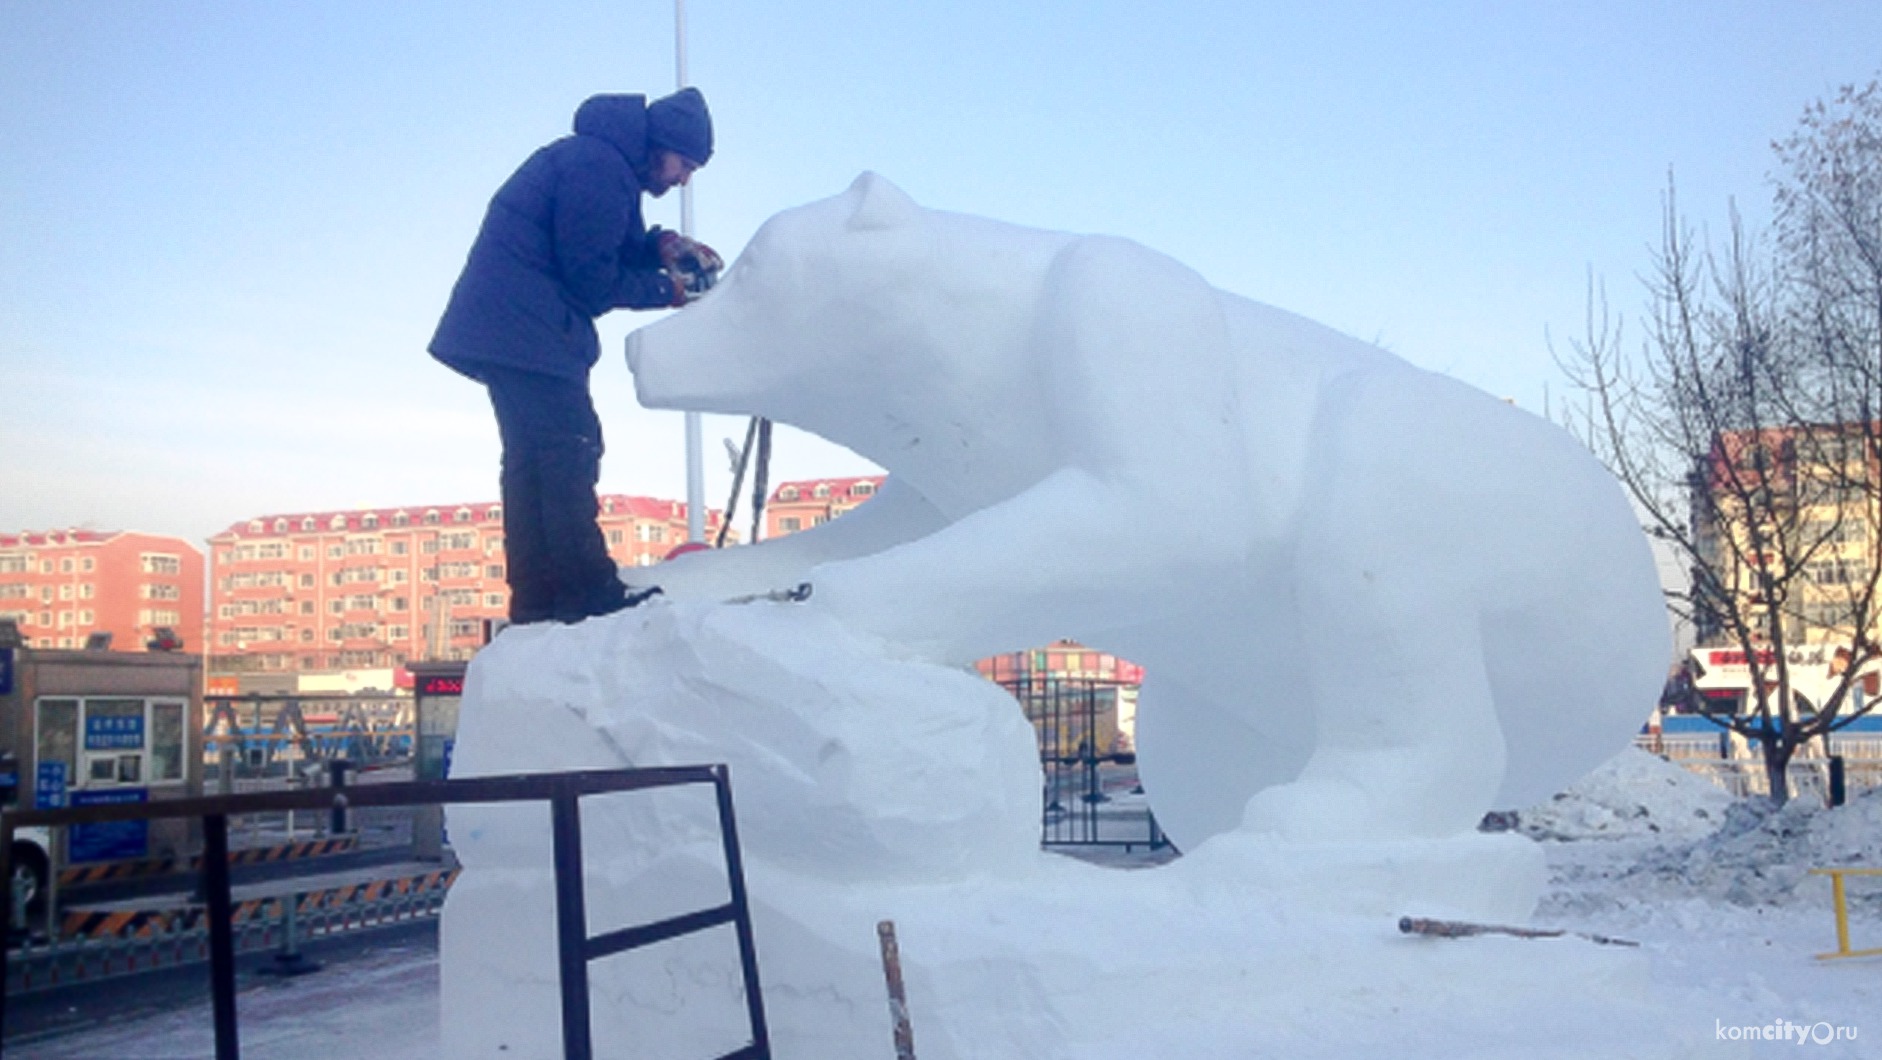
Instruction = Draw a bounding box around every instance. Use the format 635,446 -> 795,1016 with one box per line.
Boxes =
481,365 -> 628,624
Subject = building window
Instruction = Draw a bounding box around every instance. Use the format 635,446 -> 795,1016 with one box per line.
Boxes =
273,518 -> 288,533
301,517 -> 317,532
454,508 -> 472,524
393,512 -> 410,527
328,545 -> 343,559
486,507 -> 502,522
363,514 -> 379,529
60,558 -> 73,573
424,510 -> 440,525
247,520 -> 263,533
80,583 -> 95,599
140,553 -> 181,575
813,484 -> 830,498
780,486 -> 799,501
487,564 -> 504,579
485,593 -> 504,608
853,481 -> 875,497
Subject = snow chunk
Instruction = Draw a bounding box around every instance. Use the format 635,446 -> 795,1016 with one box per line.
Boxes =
1625,785 -> 1882,908
1517,747 -> 1734,842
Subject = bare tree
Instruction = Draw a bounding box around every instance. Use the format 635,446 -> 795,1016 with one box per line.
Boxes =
1558,80 -> 1882,803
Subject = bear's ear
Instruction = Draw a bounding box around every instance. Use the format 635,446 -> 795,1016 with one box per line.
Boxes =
845,172 -> 918,231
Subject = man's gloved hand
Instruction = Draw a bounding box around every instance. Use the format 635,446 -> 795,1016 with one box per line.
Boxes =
656,231 -> 724,276
666,269 -> 710,305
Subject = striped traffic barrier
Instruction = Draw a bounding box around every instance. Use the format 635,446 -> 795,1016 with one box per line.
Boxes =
11,868 -> 458,993
57,835 -> 360,888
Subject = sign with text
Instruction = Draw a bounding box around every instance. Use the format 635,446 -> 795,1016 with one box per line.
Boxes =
417,674 -> 464,697
69,787 -> 150,863
85,713 -> 146,751
35,761 -> 66,810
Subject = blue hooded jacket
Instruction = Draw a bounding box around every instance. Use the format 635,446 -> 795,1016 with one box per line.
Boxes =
429,94 -> 680,382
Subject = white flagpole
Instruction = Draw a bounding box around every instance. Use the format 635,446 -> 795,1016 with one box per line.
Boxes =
677,0 -> 706,543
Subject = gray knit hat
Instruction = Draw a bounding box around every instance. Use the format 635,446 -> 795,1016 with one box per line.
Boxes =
646,87 -> 713,164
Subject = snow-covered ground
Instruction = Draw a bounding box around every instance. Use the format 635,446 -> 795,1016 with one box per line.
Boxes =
1531,750 -> 1881,1057
11,749 -> 1878,1059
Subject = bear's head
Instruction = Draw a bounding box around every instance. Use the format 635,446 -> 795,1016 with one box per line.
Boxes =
627,173 -> 936,437
627,172 -> 1072,476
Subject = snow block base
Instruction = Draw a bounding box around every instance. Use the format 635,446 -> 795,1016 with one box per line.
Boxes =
439,601 -> 1717,1059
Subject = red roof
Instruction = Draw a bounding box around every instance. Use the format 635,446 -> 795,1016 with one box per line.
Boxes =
209,495 -> 719,540
0,528 -> 122,548
769,475 -> 886,503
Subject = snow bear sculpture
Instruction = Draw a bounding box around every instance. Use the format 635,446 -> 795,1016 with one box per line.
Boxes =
627,173 -> 1670,850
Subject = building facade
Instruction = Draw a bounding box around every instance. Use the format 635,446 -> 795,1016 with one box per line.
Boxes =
763,476 -> 882,539
207,496 -> 723,672
0,529 -> 205,652
1692,425 -> 1880,648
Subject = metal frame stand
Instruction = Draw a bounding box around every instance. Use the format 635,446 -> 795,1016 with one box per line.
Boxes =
1,766 -> 771,1060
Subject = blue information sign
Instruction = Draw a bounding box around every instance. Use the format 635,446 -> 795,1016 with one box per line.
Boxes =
84,714 -> 146,751
35,761 -> 67,810
69,787 -> 150,863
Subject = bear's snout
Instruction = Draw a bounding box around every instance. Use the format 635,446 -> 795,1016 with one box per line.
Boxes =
624,330 -> 645,374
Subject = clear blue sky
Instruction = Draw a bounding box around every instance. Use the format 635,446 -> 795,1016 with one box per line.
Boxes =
3,1 -> 1878,545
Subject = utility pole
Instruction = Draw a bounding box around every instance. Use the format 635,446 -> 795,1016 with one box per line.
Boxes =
676,0 -> 707,543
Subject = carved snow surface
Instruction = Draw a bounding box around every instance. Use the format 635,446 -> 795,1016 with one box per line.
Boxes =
439,177 -> 1687,1059
629,171 -> 1672,850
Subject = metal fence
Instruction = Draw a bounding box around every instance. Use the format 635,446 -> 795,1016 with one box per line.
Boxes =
1662,757 -> 1882,802
996,676 -> 1169,852
201,694 -> 418,851
2,766 -> 771,1060
1633,732 -> 1882,802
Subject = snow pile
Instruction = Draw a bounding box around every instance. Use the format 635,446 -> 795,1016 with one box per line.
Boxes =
442,602 -> 1707,1060
1517,747 -> 1734,841
1624,786 -> 1882,908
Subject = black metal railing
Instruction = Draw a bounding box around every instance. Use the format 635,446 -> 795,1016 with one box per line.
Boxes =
999,676 -> 1170,851
1,766 -> 771,1060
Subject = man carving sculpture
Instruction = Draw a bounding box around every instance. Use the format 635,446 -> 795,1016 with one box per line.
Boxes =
431,88 -> 721,624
